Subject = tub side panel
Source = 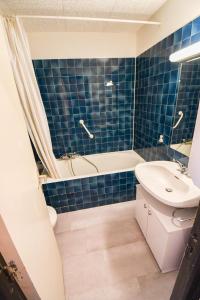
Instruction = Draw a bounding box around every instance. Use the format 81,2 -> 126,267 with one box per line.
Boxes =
42,171 -> 137,213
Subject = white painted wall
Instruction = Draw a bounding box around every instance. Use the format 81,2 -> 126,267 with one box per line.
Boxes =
189,103 -> 200,188
0,20 -> 65,300
26,1 -> 200,59
137,0 -> 200,55
28,32 -> 136,59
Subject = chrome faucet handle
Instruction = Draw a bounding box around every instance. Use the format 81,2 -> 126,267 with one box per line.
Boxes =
173,159 -> 183,167
173,159 -> 188,174
59,152 -> 78,160
180,166 -> 188,174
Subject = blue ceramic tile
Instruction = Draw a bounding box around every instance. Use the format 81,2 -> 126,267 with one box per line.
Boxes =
182,23 -> 192,40
191,32 -> 200,44
181,37 -> 191,48
191,16 -> 200,36
174,28 -> 182,44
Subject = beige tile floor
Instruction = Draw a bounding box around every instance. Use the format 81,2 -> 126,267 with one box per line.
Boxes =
55,201 -> 177,300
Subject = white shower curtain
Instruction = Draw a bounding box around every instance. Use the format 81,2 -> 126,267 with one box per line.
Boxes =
2,16 -> 60,178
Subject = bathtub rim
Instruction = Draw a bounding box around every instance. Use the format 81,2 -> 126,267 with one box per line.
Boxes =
42,150 -> 145,185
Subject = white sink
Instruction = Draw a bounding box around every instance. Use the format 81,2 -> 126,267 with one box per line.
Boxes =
135,161 -> 200,208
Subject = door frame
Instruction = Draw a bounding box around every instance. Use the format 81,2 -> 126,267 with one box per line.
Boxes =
0,216 -> 40,300
170,204 -> 200,300
0,252 -> 27,299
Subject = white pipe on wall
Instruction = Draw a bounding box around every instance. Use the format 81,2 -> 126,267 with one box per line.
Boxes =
17,15 -> 160,25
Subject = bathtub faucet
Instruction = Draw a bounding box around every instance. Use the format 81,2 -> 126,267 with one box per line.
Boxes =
67,152 -> 79,159
60,152 -> 79,160
59,152 -> 99,175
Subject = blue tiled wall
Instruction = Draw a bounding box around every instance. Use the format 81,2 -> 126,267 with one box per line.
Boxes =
172,60 -> 200,144
43,171 -> 136,213
33,58 -> 135,158
134,16 -> 200,150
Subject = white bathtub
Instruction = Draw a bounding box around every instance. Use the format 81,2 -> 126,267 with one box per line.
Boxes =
48,150 -> 144,183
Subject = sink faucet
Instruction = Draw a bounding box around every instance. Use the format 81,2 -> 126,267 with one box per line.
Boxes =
173,159 -> 188,174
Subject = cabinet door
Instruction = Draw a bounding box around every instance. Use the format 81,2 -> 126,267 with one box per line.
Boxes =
136,189 -> 148,237
146,205 -> 168,270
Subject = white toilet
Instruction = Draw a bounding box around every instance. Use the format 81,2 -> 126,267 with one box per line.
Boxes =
47,206 -> 57,228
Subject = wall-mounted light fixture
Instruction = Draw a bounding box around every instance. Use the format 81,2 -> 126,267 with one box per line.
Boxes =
169,41 -> 200,63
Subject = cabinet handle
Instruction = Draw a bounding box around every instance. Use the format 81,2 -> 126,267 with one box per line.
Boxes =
144,204 -> 147,209
148,209 -> 152,215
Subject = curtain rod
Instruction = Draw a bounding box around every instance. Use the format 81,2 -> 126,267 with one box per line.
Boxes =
17,15 -> 160,25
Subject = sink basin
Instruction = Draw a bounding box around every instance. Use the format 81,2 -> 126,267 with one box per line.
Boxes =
135,161 -> 200,208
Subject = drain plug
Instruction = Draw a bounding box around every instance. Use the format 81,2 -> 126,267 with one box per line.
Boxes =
165,187 -> 173,192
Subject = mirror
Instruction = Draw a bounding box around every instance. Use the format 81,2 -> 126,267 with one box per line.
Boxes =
170,58 -> 200,157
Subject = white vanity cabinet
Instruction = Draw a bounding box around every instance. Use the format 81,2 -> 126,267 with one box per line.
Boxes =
136,184 -> 194,273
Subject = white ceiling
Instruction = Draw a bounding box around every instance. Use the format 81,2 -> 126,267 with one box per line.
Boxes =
0,0 -> 167,33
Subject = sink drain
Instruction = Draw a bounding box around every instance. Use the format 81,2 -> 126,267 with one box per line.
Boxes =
165,187 -> 173,192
